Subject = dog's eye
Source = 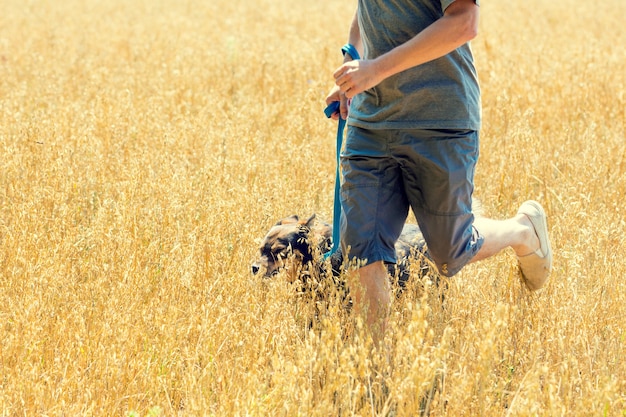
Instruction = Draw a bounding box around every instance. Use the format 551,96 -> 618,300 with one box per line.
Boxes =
270,243 -> 293,262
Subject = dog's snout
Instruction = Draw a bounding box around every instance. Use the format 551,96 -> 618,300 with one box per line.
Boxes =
251,264 -> 260,275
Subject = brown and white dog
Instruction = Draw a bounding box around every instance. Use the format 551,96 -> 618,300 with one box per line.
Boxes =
251,214 -> 433,290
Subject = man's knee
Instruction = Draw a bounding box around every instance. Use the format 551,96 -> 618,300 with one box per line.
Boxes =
356,261 -> 389,289
348,261 -> 390,300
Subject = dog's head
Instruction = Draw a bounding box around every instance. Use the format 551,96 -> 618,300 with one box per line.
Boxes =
251,214 -> 332,279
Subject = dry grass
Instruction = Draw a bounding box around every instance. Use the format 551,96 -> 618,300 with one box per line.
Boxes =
1,0 -> 625,415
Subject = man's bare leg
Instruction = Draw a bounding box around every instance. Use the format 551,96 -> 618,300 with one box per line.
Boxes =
351,214 -> 539,341
348,204 -> 550,345
472,214 -> 539,262
349,260 -> 391,347
472,201 -> 552,290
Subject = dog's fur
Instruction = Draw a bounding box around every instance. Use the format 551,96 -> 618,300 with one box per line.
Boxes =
251,214 -> 433,289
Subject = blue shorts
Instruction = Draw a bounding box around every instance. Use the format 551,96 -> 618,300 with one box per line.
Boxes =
340,126 -> 484,277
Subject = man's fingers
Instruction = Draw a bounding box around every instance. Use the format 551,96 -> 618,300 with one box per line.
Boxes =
340,100 -> 349,120
332,60 -> 362,103
336,74 -> 355,96
334,71 -> 348,89
333,60 -> 358,81
332,63 -> 349,80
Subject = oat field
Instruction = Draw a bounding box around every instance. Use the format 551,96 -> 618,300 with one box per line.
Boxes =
1,0 -> 625,415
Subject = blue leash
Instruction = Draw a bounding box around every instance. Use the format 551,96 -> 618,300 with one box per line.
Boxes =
322,44 -> 360,260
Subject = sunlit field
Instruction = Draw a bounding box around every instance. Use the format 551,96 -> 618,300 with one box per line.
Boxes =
1,0 -> 625,415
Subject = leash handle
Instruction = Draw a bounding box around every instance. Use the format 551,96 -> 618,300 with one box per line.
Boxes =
322,44 -> 360,261
324,101 -> 340,119
341,43 -> 360,61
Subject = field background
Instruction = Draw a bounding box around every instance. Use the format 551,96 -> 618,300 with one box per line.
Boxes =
1,0 -> 625,415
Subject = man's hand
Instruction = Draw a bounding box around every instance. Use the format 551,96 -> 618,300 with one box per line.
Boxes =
325,84 -> 350,121
333,59 -> 384,99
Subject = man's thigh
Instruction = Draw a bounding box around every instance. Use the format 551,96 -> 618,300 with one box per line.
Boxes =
340,126 -> 409,265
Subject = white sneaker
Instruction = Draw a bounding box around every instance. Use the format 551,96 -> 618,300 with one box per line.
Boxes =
517,200 -> 553,290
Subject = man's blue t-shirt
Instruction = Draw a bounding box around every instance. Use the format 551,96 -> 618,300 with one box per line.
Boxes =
349,0 -> 481,131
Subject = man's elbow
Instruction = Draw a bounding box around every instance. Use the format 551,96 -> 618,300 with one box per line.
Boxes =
464,23 -> 478,42
457,11 -> 479,42
445,1 -> 480,43
446,18 -> 477,45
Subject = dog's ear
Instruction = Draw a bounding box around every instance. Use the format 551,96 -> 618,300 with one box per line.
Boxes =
302,214 -> 316,228
277,215 -> 299,225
